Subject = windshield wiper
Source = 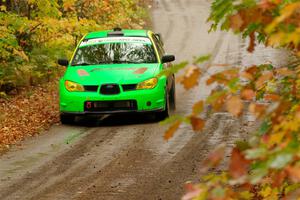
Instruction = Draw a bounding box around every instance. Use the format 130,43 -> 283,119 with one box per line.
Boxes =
72,62 -> 92,66
112,60 -> 143,64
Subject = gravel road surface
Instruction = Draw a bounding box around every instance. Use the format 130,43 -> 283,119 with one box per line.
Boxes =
0,0 -> 293,199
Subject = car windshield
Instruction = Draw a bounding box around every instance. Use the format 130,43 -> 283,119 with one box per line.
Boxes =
71,37 -> 158,66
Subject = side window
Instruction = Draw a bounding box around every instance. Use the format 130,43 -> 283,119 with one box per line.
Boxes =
152,35 -> 164,59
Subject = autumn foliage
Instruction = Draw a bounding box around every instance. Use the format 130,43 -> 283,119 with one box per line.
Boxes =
0,0 -> 149,97
161,0 -> 300,199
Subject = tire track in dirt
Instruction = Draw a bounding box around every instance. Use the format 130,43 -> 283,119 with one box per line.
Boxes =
0,127 -> 135,200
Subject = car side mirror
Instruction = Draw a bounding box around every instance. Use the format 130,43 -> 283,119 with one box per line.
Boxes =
161,55 -> 175,63
58,59 -> 69,67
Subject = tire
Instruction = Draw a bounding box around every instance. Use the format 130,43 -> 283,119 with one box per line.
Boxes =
169,79 -> 176,111
60,114 -> 75,124
155,89 -> 170,121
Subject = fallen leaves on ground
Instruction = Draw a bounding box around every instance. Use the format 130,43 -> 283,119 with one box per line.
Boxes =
0,81 -> 60,151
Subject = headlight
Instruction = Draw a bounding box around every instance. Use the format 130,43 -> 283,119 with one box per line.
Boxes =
136,78 -> 158,89
65,80 -> 84,92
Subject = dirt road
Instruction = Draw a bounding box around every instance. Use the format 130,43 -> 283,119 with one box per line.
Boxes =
0,0 -> 292,200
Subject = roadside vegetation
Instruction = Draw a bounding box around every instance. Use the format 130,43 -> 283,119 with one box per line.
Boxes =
0,0 -> 151,150
163,0 -> 300,199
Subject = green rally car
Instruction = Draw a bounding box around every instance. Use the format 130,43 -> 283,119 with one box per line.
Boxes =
58,28 -> 176,124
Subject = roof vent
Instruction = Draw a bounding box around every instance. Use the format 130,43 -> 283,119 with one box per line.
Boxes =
113,27 -> 122,31
108,27 -> 124,37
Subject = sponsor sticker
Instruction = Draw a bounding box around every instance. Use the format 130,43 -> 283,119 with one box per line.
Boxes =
80,37 -> 151,47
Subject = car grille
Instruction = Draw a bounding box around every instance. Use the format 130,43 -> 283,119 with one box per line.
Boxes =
122,84 -> 137,91
84,100 -> 137,112
84,85 -> 98,92
100,84 -> 120,95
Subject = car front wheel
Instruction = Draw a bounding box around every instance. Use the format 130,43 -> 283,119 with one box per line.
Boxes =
155,89 -> 170,121
60,114 -> 75,125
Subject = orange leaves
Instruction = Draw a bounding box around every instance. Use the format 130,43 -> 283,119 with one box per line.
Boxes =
207,69 -> 239,86
229,148 -> 250,179
182,183 -> 202,200
249,103 -> 267,118
164,100 -> 206,141
255,72 -> 273,89
0,82 -> 59,150
241,89 -> 255,100
259,0 -> 277,11
230,13 -> 244,32
203,145 -> 226,170
191,101 -> 206,131
264,94 -> 280,101
226,96 -> 243,117
179,66 -> 201,90
164,120 -> 181,141
190,116 -> 205,132
286,166 -> 300,182
276,67 -> 294,76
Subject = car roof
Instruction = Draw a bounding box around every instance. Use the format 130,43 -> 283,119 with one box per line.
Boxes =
84,29 -> 150,39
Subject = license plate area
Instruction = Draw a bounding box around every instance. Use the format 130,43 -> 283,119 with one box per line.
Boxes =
84,100 -> 137,112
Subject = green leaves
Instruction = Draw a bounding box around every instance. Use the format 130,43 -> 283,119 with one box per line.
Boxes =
269,151 -> 293,169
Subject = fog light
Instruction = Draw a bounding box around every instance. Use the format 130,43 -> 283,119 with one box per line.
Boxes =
86,102 -> 92,109
147,101 -> 151,106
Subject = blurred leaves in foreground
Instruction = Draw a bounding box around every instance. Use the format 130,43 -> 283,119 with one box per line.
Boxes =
159,0 -> 300,199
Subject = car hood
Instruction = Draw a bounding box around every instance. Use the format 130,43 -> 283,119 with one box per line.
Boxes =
64,64 -> 161,85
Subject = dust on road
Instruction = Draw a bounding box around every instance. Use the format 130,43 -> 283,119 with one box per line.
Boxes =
0,0 -> 293,200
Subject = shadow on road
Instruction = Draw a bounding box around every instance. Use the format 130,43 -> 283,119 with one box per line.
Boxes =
73,113 -> 157,127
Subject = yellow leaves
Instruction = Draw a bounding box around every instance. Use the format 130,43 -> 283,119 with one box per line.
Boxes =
179,66 -> 201,90
266,2 -> 300,34
267,131 -> 287,148
226,96 -> 243,117
0,5 -> 6,12
192,100 -> 204,115
13,49 -> 29,61
263,2 -> 300,52
259,186 -> 278,199
164,120 -> 181,141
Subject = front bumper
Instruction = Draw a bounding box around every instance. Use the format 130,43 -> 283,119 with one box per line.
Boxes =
59,81 -> 166,114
